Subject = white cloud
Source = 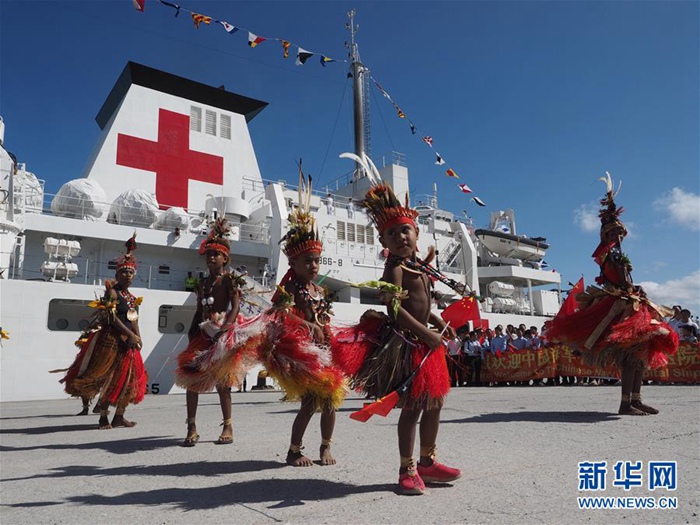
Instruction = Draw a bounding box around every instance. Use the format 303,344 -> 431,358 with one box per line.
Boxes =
653,187 -> 700,231
574,203 -> 599,232
638,270 -> 700,314
574,203 -> 637,239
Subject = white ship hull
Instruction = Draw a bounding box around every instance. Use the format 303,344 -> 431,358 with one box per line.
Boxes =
0,63 -> 561,402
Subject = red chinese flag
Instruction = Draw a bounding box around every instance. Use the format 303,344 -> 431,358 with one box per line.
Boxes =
556,277 -> 584,318
441,296 -> 481,328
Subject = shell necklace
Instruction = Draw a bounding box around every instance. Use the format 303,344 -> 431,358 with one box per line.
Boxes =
119,289 -> 139,321
201,274 -> 224,308
294,279 -> 331,326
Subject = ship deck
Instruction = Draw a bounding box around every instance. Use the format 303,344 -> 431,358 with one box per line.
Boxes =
1,385 -> 698,524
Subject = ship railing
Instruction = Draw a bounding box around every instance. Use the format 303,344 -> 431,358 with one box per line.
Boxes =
7,254 -> 272,292
263,177 -> 359,218
19,191 -> 269,243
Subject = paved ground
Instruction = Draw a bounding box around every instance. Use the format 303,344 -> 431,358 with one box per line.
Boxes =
1,385 -> 698,525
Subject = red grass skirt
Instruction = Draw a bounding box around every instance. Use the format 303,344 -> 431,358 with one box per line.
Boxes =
546,288 -> 678,369
255,312 -> 346,412
175,314 -> 263,393
64,328 -> 147,407
332,310 -> 450,410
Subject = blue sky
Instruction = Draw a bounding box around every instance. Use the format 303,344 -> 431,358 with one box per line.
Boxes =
1,0 -> 698,313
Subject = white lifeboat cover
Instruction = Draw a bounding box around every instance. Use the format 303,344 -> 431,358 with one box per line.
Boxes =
50,179 -> 106,220
108,188 -> 159,227
13,169 -> 45,212
156,206 -> 190,230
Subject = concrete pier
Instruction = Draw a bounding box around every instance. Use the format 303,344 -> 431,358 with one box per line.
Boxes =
1,385 -> 698,524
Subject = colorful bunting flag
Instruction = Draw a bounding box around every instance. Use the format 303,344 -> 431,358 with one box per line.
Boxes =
397,109 -> 406,119
296,48 -> 314,65
446,168 -> 459,178
471,196 -> 486,207
410,124 -> 417,135
132,0 -> 145,11
458,183 -> 472,194
281,40 -> 291,58
159,1 -> 180,16
218,21 -> 239,34
435,154 -> 445,165
422,136 -> 433,146
191,13 -> 211,28
248,32 -> 266,47
320,56 -> 335,67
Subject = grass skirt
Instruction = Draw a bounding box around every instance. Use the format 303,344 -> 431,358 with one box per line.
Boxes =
546,286 -> 678,369
332,310 -> 450,410
64,327 -> 147,407
175,314 -> 264,393
255,312 -> 346,412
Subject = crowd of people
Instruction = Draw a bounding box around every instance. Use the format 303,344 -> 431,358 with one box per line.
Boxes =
667,305 -> 699,344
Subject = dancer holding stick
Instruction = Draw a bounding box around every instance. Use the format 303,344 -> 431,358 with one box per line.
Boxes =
334,153 -> 461,495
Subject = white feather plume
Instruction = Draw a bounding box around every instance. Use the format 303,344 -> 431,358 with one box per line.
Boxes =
339,152 -> 382,186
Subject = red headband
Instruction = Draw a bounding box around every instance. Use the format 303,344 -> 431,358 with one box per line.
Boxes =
199,241 -> 230,256
381,215 -> 417,233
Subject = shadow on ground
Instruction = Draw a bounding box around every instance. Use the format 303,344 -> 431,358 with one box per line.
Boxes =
0,436 -> 176,454
3,479 -> 394,512
1,460 -> 285,483
443,411 -> 621,424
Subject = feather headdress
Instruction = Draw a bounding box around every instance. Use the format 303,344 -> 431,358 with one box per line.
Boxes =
115,232 -> 138,272
598,171 -> 626,240
339,152 -> 418,232
199,217 -> 231,255
280,160 -> 323,259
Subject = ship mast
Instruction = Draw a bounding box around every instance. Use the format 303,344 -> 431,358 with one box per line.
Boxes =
346,9 -> 371,177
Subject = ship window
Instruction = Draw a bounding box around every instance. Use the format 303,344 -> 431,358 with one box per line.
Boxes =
347,223 -> 356,242
220,114 -> 231,140
108,260 -> 118,271
47,299 -> 92,332
205,110 -> 217,136
356,224 -> 365,244
158,265 -> 170,275
365,225 -> 375,245
158,305 -> 197,334
190,106 -> 202,132
337,221 -> 346,241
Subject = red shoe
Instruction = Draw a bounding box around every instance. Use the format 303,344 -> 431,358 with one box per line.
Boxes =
398,468 -> 425,495
417,461 -> 462,483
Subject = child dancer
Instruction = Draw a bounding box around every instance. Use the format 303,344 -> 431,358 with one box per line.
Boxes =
546,173 -> 678,414
260,167 -> 345,466
335,154 -> 461,495
175,219 -> 260,446
61,234 -> 147,429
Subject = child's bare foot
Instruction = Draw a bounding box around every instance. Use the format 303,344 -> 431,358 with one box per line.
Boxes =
215,421 -> 233,445
111,415 -> 136,428
618,403 -> 648,416
320,444 -> 336,465
77,406 -> 89,416
98,416 -> 112,429
286,449 -> 314,467
631,400 -> 659,415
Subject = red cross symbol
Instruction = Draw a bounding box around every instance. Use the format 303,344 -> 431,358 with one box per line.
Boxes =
116,109 -> 223,209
